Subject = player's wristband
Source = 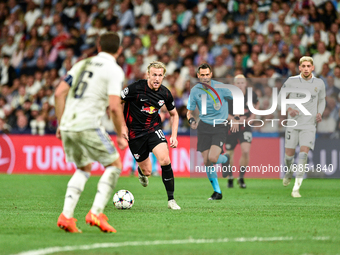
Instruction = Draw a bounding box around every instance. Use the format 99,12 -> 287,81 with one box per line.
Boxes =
188,117 -> 196,124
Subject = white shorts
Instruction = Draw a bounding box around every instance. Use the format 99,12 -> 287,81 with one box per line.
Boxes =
285,128 -> 316,150
61,128 -> 120,167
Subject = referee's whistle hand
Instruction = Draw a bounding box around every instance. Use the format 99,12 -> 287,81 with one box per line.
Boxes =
190,122 -> 198,129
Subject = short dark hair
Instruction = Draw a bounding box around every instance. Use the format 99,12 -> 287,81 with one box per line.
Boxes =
197,63 -> 212,74
99,32 -> 120,54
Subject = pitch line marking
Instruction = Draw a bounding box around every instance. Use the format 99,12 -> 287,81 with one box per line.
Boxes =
13,236 -> 331,255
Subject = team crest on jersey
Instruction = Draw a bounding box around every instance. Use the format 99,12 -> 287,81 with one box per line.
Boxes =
314,87 -> 318,92
134,154 -> 140,160
158,100 -> 165,106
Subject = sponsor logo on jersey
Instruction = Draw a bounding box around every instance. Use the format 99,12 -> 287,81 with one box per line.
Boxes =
158,100 -> 164,106
141,106 -> 158,114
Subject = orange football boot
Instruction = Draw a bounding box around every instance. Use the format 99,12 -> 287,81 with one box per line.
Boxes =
85,211 -> 117,233
57,213 -> 82,233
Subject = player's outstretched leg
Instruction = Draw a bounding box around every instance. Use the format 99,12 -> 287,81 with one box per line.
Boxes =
58,169 -> 90,233
161,163 -> 181,210
138,167 -> 149,187
292,152 -> 307,197
86,166 -> 121,232
283,154 -> 294,186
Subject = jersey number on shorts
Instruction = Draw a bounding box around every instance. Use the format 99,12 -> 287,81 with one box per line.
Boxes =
74,71 -> 93,98
155,130 -> 166,140
286,131 -> 291,140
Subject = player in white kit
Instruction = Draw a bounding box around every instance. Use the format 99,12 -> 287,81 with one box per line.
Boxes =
55,32 -> 128,233
281,56 -> 326,197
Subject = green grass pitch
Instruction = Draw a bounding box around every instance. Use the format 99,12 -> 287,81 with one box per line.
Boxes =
0,175 -> 339,255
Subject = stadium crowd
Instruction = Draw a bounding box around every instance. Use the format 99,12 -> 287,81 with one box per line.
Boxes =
0,0 -> 340,137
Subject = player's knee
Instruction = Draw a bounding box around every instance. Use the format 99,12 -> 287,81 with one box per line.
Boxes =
208,155 -> 219,164
141,168 -> 152,176
158,156 -> 170,166
242,150 -> 250,159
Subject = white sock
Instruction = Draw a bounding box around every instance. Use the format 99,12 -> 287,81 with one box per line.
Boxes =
284,154 -> 294,172
293,178 -> 303,192
293,152 -> 308,192
91,166 -> 121,215
62,169 -> 90,218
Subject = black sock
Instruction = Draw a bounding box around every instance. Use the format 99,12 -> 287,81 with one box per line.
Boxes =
138,167 -> 145,176
161,164 -> 174,201
239,166 -> 246,178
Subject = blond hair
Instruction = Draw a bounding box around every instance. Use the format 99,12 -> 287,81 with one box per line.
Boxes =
147,61 -> 167,76
234,74 -> 246,83
299,56 -> 314,66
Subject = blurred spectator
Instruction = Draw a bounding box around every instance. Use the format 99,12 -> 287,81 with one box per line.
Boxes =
11,113 -> 30,134
326,96 -> 339,121
11,84 -> 29,110
42,5 -> 53,26
118,2 -> 135,30
317,106 -> 336,133
133,0 -> 153,18
313,41 -> 331,75
194,44 -> 214,66
319,63 -> 332,86
266,66 -> 281,88
209,12 -> 227,43
325,76 -> 340,97
213,55 -> 228,78
24,1 -> 42,32
1,55 -> 17,87
38,40 -> 58,69
1,35 -> 17,56
0,112 -> 10,133
197,16 -> 209,38
319,1 -> 338,31
333,65 -> 340,89
102,7 -> 117,29
20,46 -> 37,75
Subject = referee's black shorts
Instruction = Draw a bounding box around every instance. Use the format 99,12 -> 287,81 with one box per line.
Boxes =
197,120 -> 227,152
